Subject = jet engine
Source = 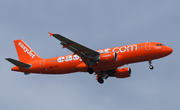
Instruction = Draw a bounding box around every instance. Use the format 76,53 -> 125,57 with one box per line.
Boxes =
115,67 -> 131,78
98,52 -> 117,63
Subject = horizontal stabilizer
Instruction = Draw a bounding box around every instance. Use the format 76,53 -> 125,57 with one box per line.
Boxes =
6,58 -> 31,69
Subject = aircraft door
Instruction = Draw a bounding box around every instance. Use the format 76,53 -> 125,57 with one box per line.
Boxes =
145,42 -> 151,51
40,60 -> 45,68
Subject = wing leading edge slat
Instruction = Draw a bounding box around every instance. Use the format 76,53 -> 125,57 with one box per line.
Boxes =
53,34 -> 99,56
51,33 -> 99,66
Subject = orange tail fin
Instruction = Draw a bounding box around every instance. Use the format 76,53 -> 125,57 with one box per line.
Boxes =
14,39 -> 42,63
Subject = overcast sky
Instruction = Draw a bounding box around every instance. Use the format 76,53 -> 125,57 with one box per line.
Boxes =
1,0 -> 180,110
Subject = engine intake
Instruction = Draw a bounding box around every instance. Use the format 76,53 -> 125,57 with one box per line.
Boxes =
115,67 -> 131,78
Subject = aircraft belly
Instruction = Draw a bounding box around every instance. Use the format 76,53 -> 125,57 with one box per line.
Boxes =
76,61 -> 124,72
44,61 -> 79,74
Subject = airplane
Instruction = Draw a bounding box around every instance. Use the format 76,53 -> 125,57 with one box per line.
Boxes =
6,32 -> 173,84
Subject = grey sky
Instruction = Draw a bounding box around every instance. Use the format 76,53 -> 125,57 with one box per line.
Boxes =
1,0 -> 180,110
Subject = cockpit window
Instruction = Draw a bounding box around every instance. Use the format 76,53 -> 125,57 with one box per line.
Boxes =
156,44 -> 165,46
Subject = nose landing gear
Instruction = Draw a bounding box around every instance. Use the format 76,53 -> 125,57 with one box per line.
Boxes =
148,60 -> 154,70
149,65 -> 154,70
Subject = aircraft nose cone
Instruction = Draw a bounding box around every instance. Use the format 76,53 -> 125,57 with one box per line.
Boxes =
166,46 -> 173,55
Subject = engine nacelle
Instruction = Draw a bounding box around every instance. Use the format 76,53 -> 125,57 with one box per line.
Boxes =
115,67 -> 131,78
98,52 -> 117,63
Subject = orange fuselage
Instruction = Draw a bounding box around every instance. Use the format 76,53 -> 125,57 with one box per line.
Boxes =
12,42 -> 172,74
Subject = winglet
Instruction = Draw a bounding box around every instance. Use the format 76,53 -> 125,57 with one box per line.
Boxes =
48,32 -> 54,37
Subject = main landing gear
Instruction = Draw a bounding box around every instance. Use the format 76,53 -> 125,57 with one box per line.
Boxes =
87,67 -> 104,84
97,77 -> 104,84
87,67 -> 94,74
148,60 -> 154,70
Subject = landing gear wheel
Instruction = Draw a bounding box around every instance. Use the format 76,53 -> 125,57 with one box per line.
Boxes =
97,77 -> 104,84
149,65 -> 154,70
148,60 -> 154,70
87,68 -> 94,74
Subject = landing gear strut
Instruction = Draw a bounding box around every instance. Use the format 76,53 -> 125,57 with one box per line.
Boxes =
97,77 -> 104,84
87,68 -> 94,74
148,60 -> 154,70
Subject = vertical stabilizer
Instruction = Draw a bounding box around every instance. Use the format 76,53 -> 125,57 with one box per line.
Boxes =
14,39 -> 42,63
